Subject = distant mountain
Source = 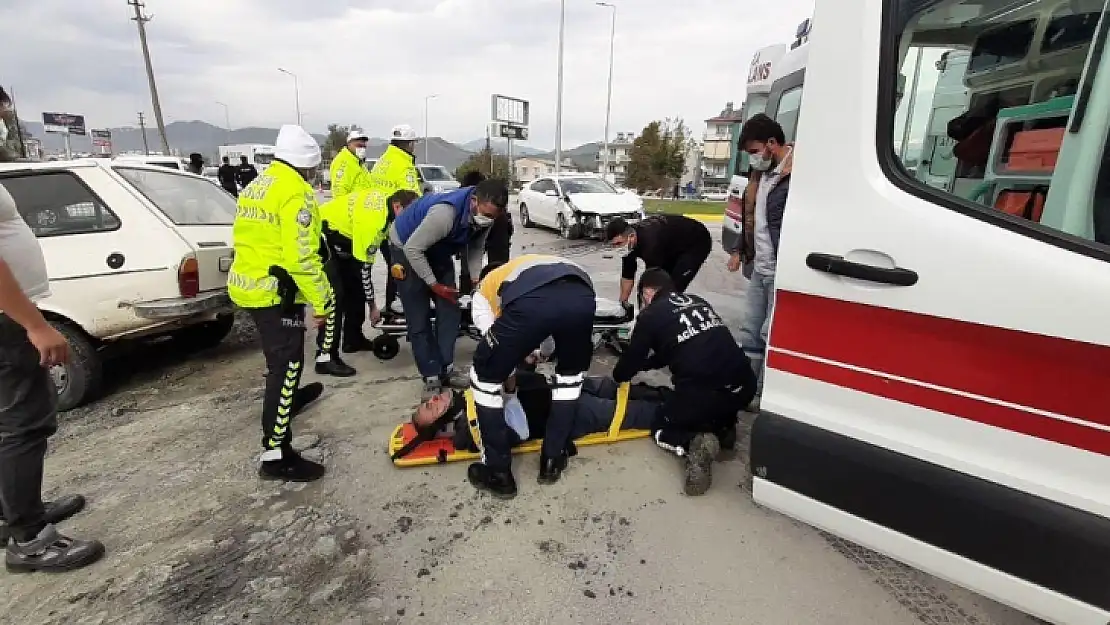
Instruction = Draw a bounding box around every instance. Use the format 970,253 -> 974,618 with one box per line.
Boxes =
460,137 -> 546,156
529,142 -> 602,173
20,120 -> 475,172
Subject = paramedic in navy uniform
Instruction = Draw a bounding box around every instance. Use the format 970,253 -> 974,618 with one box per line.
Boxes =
612,269 -> 758,496
465,255 -> 597,499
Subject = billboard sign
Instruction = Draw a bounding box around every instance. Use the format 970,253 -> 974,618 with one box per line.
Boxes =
42,112 -> 87,136
91,129 -> 112,154
491,95 -> 529,127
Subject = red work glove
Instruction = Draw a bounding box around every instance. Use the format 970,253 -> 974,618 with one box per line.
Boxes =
430,283 -> 459,304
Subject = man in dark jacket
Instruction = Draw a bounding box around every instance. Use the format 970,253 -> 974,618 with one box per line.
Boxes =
235,155 -> 259,188
457,171 -> 513,295
187,153 -> 205,175
612,269 -> 757,496
605,214 -> 711,307
734,113 -> 792,409
217,156 -> 238,195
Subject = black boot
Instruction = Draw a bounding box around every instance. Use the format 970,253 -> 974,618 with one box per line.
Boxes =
5,525 -> 104,574
342,335 -> 375,353
315,354 -> 356,377
684,433 -> 720,496
718,423 -> 738,451
259,448 -> 327,482
292,382 -> 323,416
537,454 -> 568,485
467,463 -> 517,499
0,495 -> 86,544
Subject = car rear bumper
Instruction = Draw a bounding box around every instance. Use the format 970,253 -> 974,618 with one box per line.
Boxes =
132,290 -> 233,320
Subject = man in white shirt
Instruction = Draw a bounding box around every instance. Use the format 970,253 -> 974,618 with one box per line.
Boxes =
0,86 -> 104,573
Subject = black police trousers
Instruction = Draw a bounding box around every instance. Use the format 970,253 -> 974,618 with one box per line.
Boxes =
469,278 -> 595,472
250,305 -> 307,452
315,231 -> 367,357
653,378 -> 756,455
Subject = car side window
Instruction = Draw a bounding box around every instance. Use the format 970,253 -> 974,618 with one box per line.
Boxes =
0,172 -> 121,237
882,0 -> 1110,256
532,179 -> 550,193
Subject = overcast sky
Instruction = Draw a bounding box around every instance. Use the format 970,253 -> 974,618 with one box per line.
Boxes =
4,0 -> 814,148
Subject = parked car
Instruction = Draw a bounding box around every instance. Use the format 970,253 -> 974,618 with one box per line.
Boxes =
0,159 -> 236,411
702,188 -> 730,202
417,164 -> 459,195
517,174 -> 645,239
112,154 -> 189,171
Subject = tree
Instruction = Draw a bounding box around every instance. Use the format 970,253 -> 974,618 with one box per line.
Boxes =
624,118 -> 690,193
454,147 -> 510,182
323,123 -> 360,159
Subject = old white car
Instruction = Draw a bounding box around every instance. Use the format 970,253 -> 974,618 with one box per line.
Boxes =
0,159 -> 236,411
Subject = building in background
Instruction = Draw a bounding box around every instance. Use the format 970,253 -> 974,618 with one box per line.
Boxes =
513,157 -> 580,185
680,139 -> 703,191
702,103 -> 743,192
595,131 -> 635,186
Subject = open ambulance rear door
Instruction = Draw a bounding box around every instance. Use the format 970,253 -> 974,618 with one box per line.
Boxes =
750,1 -> 1110,623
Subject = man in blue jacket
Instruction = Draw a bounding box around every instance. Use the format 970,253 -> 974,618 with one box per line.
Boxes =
387,179 -> 507,398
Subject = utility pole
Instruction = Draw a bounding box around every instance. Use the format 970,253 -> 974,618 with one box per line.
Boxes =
277,68 -> 301,125
8,86 -> 27,159
422,94 -> 438,165
554,0 -> 566,175
128,0 -> 170,155
138,112 -> 150,155
597,2 -> 617,181
215,101 -> 230,145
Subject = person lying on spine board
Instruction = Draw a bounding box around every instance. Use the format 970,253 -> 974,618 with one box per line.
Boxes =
399,370 -> 663,462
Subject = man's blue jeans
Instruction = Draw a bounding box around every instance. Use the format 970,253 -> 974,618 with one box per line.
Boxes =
737,269 -> 775,393
391,245 -> 461,379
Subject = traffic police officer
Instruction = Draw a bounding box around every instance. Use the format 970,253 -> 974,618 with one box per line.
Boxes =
349,187 -> 421,321
465,254 -> 597,498
314,191 -> 372,371
227,124 -> 333,483
388,179 -> 507,398
611,269 -> 757,496
369,124 -> 423,320
330,129 -> 372,199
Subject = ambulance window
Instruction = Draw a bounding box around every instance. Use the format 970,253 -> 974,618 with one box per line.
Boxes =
775,87 -> 804,142
883,0 -> 1110,251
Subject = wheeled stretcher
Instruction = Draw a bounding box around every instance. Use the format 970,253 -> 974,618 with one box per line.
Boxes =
367,296 -> 634,361
388,384 -> 650,467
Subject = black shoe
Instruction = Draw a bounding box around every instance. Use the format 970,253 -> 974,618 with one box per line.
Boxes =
0,494 -> 85,544
341,336 -> 375,354
292,382 -> 323,416
5,525 -> 104,574
684,433 -> 721,496
315,356 -> 356,377
537,454 -> 568,485
718,423 -> 738,451
467,463 -> 517,499
259,449 -> 327,483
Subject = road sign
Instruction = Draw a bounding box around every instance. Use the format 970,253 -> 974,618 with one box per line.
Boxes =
491,95 -> 529,127
494,123 -> 528,141
42,112 -> 87,136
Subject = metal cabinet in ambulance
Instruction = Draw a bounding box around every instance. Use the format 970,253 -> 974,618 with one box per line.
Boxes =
749,1 -> 1110,624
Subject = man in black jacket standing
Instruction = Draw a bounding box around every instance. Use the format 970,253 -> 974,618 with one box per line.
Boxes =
235,155 -> 259,189
612,269 -> 757,496
217,156 -> 239,196
605,214 -> 711,307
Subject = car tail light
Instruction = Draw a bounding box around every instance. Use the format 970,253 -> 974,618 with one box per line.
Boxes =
178,255 -> 200,299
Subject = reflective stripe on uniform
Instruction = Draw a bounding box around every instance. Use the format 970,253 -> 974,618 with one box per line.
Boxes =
266,360 -> 302,449
476,254 -> 589,318
469,368 -> 504,408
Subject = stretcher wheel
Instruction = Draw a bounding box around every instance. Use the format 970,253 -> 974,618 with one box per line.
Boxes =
372,334 -> 401,360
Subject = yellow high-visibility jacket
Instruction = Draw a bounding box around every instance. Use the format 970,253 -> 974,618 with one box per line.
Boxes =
329,147 -> 372,199
369,144 -> 421,197
319,194 -> 354,239
227,161 -> 334,315
350,188 -> 392,263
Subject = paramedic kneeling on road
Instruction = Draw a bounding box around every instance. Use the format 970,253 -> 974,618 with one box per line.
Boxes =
612,269 -> 757,495
605,214 -> 712,307
466,255 -> 597,497
228,124 -> 333,483
731,113 -> 792,406
388,179 -> 507,397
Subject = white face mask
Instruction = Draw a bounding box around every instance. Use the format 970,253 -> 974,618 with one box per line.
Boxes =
472,214 -> 494,228
354,146 -> 367,159
617,241 -> 634,257
749,151 -> 772,171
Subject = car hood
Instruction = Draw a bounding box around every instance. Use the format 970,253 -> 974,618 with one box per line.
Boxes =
566,192 -> 641,214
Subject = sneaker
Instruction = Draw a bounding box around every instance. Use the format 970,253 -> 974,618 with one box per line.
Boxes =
683,433 -> 721,496
718,423 -> 738,452
341,335 -> 375,354
0,495 -> 86,545
746,395 -> 761,413
292,382 -> 323,416
440,366 -> 471,390
537,454 -> 568,485
5,524 -> 104,574
421,377 -> 442,400
315,355 -> 356,377
259,449 -> 327,483
467,463 -> 517,499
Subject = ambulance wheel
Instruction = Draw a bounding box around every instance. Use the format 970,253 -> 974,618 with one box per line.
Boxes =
519,204 -> 534,228
372,334 -> 401,360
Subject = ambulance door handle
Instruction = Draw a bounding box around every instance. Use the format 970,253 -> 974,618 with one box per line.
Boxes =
805,252 -> 918,287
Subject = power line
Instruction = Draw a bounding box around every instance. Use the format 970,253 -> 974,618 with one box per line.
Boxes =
128,0 -> 170,154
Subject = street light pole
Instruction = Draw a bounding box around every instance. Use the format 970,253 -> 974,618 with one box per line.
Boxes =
215,101 -> 230,145
554,0 -> 566,175
277,68 -> 301,125
597,2 -> 616,181
423,94 -> 438,164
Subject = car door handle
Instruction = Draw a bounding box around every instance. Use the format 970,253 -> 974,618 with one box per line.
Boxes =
805,252 -> 918,286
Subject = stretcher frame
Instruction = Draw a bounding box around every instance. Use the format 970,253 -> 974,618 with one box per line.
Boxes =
389,382 -> 651,467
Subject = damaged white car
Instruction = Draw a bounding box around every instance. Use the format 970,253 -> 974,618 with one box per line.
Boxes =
517,174 -> 644,240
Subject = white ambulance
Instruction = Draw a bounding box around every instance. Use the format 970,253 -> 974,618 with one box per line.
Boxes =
751,1 -> 1110,624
